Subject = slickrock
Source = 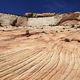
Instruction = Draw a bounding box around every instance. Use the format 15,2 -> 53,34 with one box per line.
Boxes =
0,12 -> 80,80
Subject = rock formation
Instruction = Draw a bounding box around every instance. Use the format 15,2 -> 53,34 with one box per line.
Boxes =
0,12 -> 80,27
0,13 -> 18,26
15,16 -> 28,27
24,13 -> 55,17
0,12 -> 80,80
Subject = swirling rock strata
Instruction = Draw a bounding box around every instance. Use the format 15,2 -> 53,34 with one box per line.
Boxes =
0,28 -> 80,80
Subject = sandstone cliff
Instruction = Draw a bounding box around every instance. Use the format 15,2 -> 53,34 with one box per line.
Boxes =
0,12 -> 80,27
0,13 -> 18,26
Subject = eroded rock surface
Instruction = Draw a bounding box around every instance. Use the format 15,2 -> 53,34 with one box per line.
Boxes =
0,12 -> 80,27
15,16 -> 28,27
0,13 -> 18,26
0,12 -> 80,80
0,27 -> 80,80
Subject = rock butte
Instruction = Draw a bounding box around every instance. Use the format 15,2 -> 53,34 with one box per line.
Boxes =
0,12 -> 80,80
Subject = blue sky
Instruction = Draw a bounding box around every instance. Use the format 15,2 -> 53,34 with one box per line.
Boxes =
0,0 -> 80,15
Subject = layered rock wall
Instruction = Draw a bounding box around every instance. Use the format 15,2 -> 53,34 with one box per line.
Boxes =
27,16 -> 62,27
0,12 -> 80,27
0,13 -> 18,26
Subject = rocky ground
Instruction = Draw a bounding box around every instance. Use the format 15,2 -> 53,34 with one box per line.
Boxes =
0,12 -> 80,80
0,25 -> 80,80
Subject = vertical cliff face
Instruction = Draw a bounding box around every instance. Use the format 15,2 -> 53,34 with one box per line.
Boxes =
27,16 -> 62,27
0,12 -> 80,27
0,13 -> 28,27
0,13 -> 18,26
27,13 -> 80,27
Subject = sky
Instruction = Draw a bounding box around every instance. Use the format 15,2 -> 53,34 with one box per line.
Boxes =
0,0 -> 80,15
